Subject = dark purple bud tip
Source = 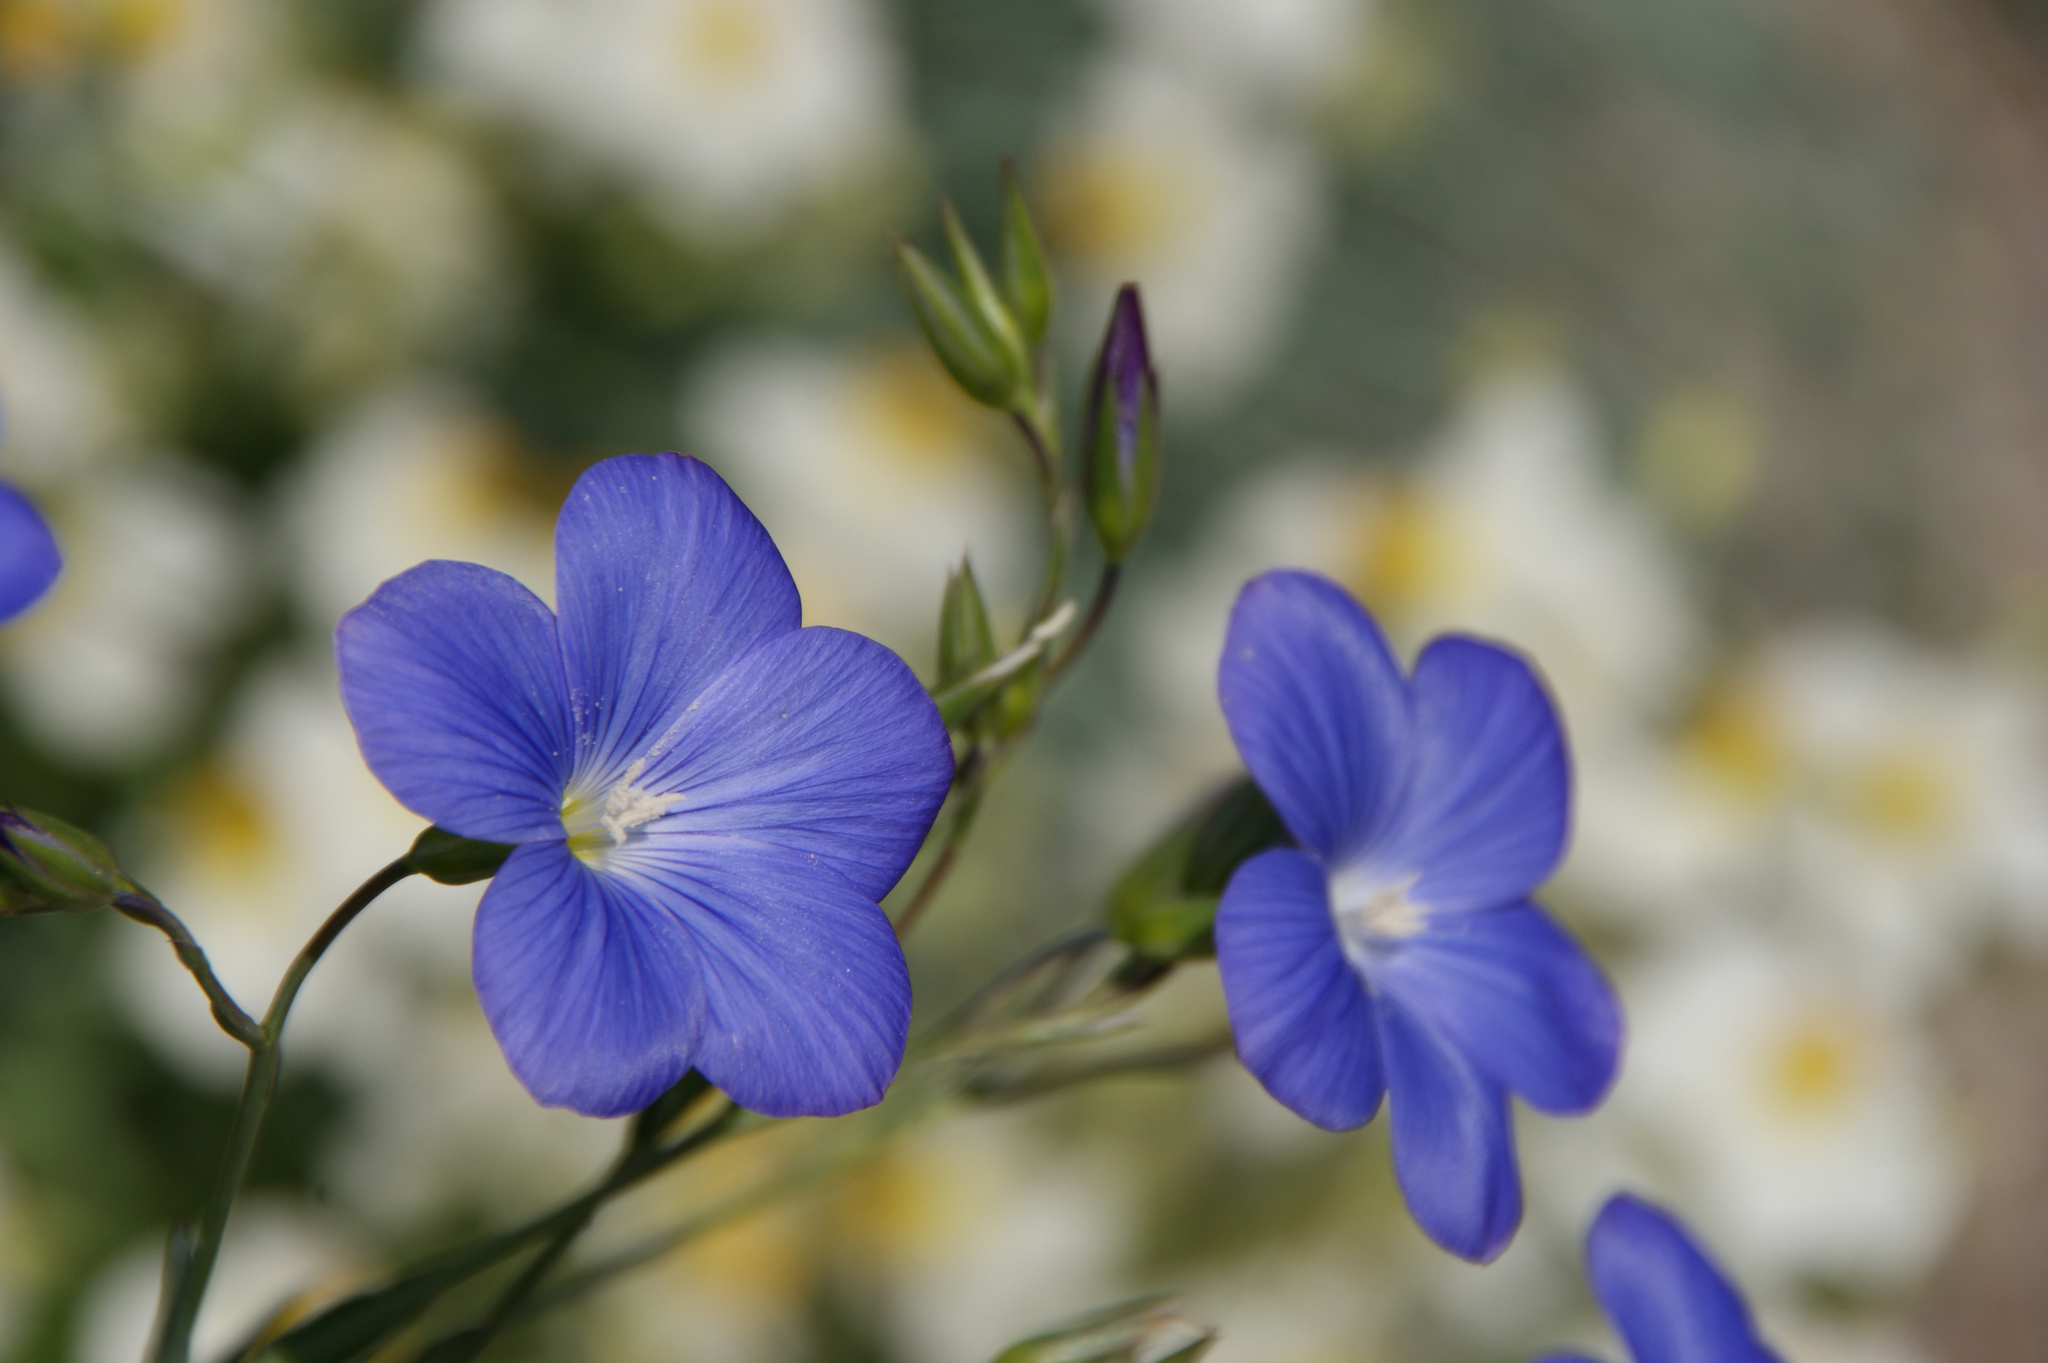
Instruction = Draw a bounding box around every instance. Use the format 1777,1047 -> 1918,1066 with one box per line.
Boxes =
1084,285 -> 1162,563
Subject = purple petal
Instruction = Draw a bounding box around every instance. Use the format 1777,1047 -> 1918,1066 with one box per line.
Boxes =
337,561 -> 572,843
1368,635 -> 1569,914
634,626 -> 952,902
554,454 -> 800,783
1377,995 -> 1522,1262
1587,1195 -> 1784,1363
1215,847 -> 1384,1130
1219,571 -> 1411,863
472,841 -> 705,1117
0,482 -> 61,623
611,839 -> 909,1117
1372,902 -> 1620,1115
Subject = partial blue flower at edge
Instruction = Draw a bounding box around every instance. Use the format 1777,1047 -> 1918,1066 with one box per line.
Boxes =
1535,1193 -> 1785,1363
1214,569 -> 1621,1262
0,481 -> 61,623
336,453 -> 954,1119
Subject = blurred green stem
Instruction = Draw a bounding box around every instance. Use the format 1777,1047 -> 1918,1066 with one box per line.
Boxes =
151,855 -> 417,1363
893,745 -> 991,939
1046,563 -> 1120,682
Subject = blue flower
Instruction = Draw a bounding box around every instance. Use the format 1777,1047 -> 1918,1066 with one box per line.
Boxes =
336,454 -> 953,1119
1538,1193 -> 1784,1363
0,481 -> 60,623
1214,570 -> 1620,1261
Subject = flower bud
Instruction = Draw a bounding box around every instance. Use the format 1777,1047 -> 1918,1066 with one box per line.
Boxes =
0,805 -> 130,915
941,200 -> 1032,387
895,237 -> 1025,412
1000,160 -> 1053,348
989,1297 -> 1214,1363
406,825 -> 514,886
1108,777 -> 1288,960
1083,286 -> 1161,563
938,557 -> 999,689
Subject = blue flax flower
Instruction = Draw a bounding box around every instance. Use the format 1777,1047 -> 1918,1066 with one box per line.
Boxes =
1215,570 -> 1620,1261
1538,1193 -> 1784,1363
337,454 -> 953,1119
0,481 -> 60,623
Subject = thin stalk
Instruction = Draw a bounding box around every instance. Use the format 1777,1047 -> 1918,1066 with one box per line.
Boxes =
893,748 -> 991,939
1045,562 -> 1120,682
150,856 -> 417,1363
112,893 -> 263,1048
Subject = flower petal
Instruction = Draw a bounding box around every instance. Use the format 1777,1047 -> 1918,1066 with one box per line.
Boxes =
636,625 -> 952,902
1215,847 -> 1384,1130
1377,995 -> 1522,1261
1586,1194 -> 1783,1363
1218,571 -> 1412,863
1369,635 -> 1569,913
612,839 -> 910,1118
337,560 -> 572,842
0,482 -> 60,623
1371,902 -> 1620,1114
472,841 -> 705,1117
554,454 -> 801,782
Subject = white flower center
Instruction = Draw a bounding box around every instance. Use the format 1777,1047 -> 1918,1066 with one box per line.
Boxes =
1329,865 -> 1427,961
562,758 -> 682,862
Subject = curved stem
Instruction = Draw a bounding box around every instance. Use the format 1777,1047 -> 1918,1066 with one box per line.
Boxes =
112,892 -> 263,1049
1045,563 -> 1120,682
262,854 -> 413,1040
150,856 -> 417,1363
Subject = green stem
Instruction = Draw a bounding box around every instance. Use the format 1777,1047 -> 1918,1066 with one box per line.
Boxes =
1045,563 -> 1120,682
112,892 -> 263,1049
892,747 -> 991,939
150,856 -> 417,1363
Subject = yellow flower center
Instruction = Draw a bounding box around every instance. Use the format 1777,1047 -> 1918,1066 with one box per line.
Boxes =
561,758 -> 682,864
673,0 -> 773,86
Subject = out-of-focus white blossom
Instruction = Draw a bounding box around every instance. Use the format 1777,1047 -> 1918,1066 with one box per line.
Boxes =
1618,928 -> 1964,1286
1189,1243 -> 1392,1363
0,241 -> 125,484
284,383 -> 557,632
1092,0 -> 1373,107
0,459 -> 248,767
683,340 -> 1028,660
1038,59 -> 1325,407
70,1200 -> 363,1363
139,90 -> 505,389
421,0 -> 903,239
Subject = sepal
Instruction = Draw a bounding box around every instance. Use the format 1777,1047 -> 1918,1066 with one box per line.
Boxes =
0,805 -> 135,915
938,557 -> 1000,689
1000,160 -> 1053,347
405,826 -> 514,885
990,1296 -> 1214,1363
1108,777 -> 1289,960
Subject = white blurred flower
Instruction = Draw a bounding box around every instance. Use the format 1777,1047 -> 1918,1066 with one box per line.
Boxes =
421,0 -> 903,239
1671,625 -> 2048,995
140,89 -> 505,388
1037,58 -> 1325,406
70,1200 -> 363,1363
683,340 -> 1029,661
0,458 -> 249,768
284,383 -> 556,633
843,1110 -> 1133,1363
113,662 -> 475,1087
1617,928 -> 1964,1287
0,240 -> 124,484
325,1000 -> 617,1233
1188,1242 -> 1392,1363
1091,0 -> 1373,107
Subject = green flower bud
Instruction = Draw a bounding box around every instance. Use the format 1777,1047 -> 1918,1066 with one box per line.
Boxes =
895,238 -> 1024,411
1108,777 -> 1288,960
1000,160 -> 1053,347
990,1297 -> 1214,1363
0,805 -> 130,915
941,199 -> 1032,390
1083,286 -> 1161,563
938,556 -> 999,689
406,826 -> 514,886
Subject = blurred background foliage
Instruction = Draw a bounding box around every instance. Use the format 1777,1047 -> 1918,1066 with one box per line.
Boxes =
6,0 -> 2048,1359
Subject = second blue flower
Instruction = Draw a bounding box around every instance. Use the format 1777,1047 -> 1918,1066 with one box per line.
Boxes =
1215,569 -> 1621,1262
